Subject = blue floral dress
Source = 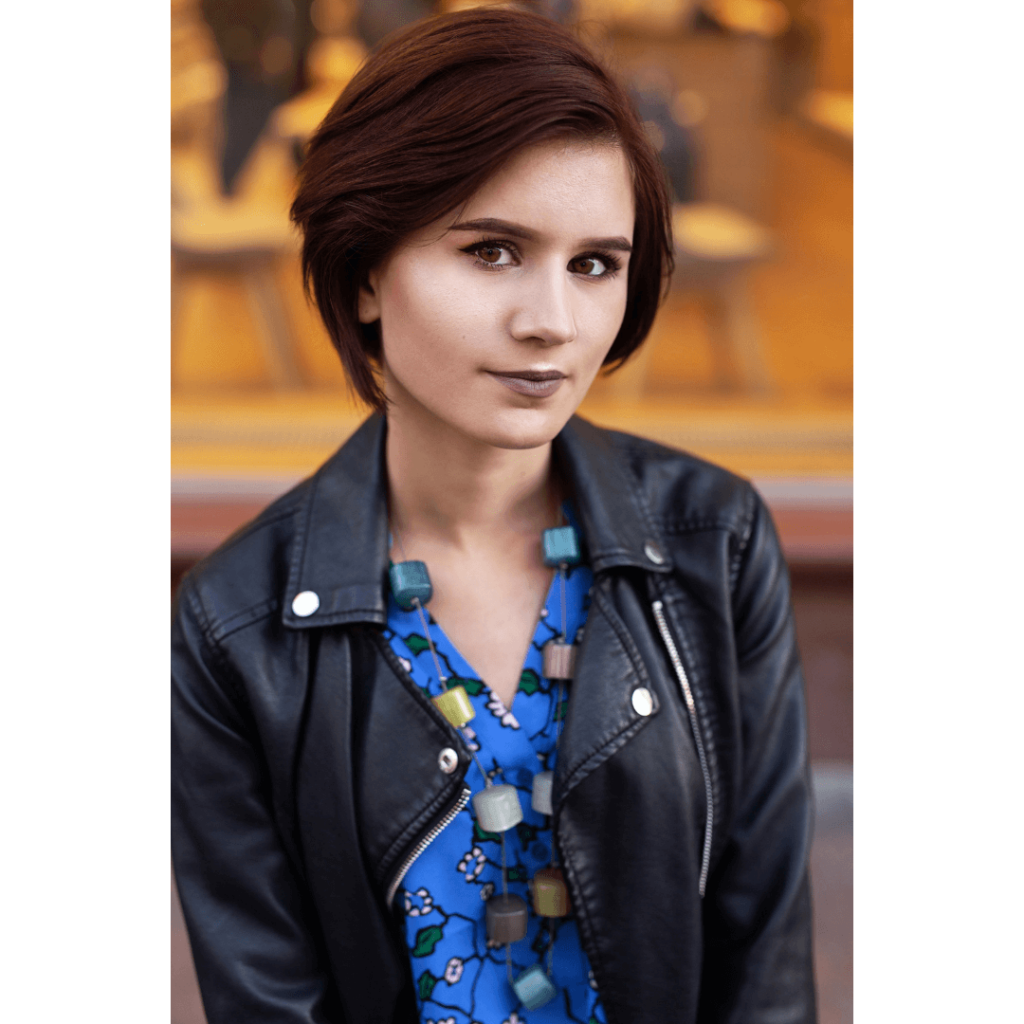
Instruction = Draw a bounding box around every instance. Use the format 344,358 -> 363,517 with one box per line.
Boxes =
384,530 -> 607,1024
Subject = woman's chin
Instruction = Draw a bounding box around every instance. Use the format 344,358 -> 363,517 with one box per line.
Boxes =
459,403 -> 578,451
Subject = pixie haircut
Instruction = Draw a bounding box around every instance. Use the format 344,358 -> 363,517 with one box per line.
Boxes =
291,7 -> 674,412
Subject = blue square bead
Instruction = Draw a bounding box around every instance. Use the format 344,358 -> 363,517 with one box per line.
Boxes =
389,561 -> 432,610
542,526 -> 581,567
513,964 -> 557,1010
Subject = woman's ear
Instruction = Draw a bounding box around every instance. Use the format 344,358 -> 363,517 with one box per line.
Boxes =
358,270 -> 382,324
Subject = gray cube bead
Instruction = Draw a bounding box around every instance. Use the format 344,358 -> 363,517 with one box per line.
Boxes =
531,771 -> 554,816
472,784 -> 523,834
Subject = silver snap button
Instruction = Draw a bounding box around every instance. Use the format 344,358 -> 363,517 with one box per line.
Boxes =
291,590 -> 320,617
631,687 -> 654,717
438,748 -> 459,774
644,541 -> 666,565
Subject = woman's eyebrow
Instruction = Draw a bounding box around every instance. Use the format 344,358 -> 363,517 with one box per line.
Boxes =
448,217 -> 633,253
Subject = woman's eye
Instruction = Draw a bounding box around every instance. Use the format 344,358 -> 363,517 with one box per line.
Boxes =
570,255 -> 610,277
473,244 -> 514,266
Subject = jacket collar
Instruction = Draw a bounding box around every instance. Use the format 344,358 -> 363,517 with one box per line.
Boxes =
282,414 -> 671,630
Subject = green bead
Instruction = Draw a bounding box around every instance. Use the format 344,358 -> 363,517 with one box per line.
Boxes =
542,526 -> 581,567
389,561 -> 432,610
512,964 -> 557,1010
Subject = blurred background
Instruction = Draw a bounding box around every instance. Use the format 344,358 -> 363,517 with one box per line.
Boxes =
171,0 -> 851,1020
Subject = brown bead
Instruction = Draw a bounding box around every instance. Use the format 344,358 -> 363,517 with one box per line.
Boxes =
543,640 -> 576,680
486,892 -> 528,944
532,866 -> 570,917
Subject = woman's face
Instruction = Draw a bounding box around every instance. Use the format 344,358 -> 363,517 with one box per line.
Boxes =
360,139 -> 635,450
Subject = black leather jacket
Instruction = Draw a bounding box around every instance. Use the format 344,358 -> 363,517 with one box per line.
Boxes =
172,414 -> 817,1024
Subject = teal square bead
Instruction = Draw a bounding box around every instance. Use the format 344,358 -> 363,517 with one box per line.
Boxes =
513,964 -> 557,1010
389,561 -> 432,610
542,526 -> 581,567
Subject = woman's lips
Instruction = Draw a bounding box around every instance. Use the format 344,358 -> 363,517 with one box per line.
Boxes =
487,370 -> 566,398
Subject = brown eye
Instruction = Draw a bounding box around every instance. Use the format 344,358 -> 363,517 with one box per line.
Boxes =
478,246 -> 503,264
570,256 -> 608,276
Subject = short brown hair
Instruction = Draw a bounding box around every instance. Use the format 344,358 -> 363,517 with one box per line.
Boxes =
291,7 -> 674,411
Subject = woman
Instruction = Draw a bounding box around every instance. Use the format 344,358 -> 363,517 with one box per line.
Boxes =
172,8 -> 817,1024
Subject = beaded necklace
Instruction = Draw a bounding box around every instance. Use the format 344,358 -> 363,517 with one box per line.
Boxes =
388,522 -> 581,1011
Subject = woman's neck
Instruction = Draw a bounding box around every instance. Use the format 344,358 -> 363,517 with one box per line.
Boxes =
385,402 -> 558,552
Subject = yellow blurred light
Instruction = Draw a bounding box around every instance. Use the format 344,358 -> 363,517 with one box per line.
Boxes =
306,35 -> 367,86
704,0 -> 790,38
672,89 -> 708,128
800,90 -> 853,142
576,0 -> 699,33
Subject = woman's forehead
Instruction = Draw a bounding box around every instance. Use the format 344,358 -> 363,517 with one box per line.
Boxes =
451,141 -> 635,244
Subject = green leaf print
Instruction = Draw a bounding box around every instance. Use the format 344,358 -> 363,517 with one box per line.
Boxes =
516,822 -> 537,847
555,698 -> 568,722
404,634 -> 431,656
518,669 -> 541,695
473,820 -> 501,843
451,676 -> 485,696
507,864 -> 528,882
417,969 -> 438,1001
411,924 -> 444,957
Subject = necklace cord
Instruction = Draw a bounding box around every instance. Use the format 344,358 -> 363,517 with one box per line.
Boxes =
392,505 -> 579,992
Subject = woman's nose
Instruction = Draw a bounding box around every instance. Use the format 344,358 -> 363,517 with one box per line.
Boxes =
508,264 -> 578,347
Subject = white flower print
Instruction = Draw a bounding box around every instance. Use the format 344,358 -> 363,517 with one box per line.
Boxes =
456,846 -> 487,881
479,881 -> 495,901
403,887 -> 434,917
443,957 -> 464,984
502,1013 -> 523,1024
398,656 -> 412,674
486,694 -> 520,729
460,725 -> 480,752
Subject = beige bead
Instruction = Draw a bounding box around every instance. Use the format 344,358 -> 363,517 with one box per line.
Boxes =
543,640 -> 576,680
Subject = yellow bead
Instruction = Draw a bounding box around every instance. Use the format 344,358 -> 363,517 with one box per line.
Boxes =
432,686 -> 475,728
532,866 -> 570,917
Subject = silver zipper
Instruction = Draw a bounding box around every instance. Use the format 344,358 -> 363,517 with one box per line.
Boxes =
386,786 -> 472,907
652,600 -> 714,898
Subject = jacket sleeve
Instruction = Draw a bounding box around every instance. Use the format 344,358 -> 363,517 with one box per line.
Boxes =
172,579 -> 340,1024
698,488 -> 818,1023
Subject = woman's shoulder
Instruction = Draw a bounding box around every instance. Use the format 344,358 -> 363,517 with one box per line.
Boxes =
173,415 -> 389,642
173,474 -> 315,642
566,416 -> 760,541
